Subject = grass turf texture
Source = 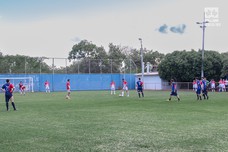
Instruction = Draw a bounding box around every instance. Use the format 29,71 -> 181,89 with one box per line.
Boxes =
0,91 -> 228,152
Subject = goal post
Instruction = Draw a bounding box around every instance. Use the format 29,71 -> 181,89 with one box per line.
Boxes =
0,77 -> 34,92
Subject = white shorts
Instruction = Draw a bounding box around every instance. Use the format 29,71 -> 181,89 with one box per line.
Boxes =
111,86 -> 115,91
211,84 -> 215,88
193,84 -> 197,89
220,84 -> 225,88
67,89 -> 71,93
45,86 -> 50,90
123,86 -> 128,91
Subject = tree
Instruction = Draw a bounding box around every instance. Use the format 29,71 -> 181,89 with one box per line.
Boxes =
158,50 -> 222,82
0,54 -> 51,74
68,40 -> 108,73
107,43 -> 127,73
143,50 -> 165,72
221,52 -> 228,78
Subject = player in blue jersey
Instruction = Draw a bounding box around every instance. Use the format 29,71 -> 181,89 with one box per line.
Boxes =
136,78 -> 144,98
195,77 -> 202,100
202,77 -> 209,100
1,79 -> 17,111
168,79 -> 180,101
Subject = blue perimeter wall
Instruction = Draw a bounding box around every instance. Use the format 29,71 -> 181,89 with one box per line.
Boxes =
0,74 -> 135,92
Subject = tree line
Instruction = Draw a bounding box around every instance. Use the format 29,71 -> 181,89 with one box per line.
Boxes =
0,40 -> 227,81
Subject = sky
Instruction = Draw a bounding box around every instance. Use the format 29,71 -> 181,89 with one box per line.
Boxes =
0,0 -> 227,61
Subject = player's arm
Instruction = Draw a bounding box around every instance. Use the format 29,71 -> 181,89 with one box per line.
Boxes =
1,85 -> 6,92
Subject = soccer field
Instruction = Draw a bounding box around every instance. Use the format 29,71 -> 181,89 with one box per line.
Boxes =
0,91 -> 228,152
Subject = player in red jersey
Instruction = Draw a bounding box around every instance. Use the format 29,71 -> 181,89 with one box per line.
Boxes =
44,80 -> 50,93
219,78 -> 224,92
19,81 -> 26,95
210,79 -> 215,92
1,79 -> 16,111
121,79 -> 129,97
66,79 -> 71,99
110,80 -> 116,95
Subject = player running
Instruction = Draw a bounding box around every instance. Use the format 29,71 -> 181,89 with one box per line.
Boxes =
168,79 -> 180,101
1,79 -> 17,111
121,79 -> 129,97
136,78 -> 144,98
66,79 -> 71,99
44,80 -> 50,93
19,81 -> 26,95
110,80 -> 116,95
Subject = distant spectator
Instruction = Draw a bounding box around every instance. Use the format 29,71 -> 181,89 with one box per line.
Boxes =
193,80 -> 197,91
210,79 -> 215,92
219,78 -> 224,92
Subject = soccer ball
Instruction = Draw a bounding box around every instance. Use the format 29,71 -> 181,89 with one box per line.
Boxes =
119,94 -> 123,97
66,96 -> 70,99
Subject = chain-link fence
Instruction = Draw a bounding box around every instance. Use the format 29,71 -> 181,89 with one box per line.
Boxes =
4,57 -> 138,74
145,82 -> 228,92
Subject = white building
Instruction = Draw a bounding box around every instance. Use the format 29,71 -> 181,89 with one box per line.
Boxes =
135,72 -> 168,90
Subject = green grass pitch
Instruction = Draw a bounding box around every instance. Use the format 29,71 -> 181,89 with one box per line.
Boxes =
1,90 -> 228,152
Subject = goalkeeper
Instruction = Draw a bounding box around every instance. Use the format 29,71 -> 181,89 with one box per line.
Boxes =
168,79 -> 180,101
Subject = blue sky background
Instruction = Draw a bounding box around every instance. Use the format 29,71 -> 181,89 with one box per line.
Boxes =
0,0 -> 227,65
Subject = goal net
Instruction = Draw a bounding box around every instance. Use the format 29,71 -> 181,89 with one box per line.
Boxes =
0,77 -> 34,92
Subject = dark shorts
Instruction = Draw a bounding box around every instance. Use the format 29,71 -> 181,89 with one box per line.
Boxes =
5,94 -> 13,102
137,88 -> 143,92
196,89 -> 201,95
202,90 -> 207,94
170,91 -> 177,96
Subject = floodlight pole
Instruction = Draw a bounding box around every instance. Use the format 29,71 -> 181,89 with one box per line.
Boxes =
197,12 -> 209,78
139,38 -> 144,84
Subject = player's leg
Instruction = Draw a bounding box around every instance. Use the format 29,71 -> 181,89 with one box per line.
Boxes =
202,90 -> 206,99
111,87 -> 114,95
68,91 -> 71,99
205,90 -> 209,99
121,87 -> 125,96
9,95 -> 16,110
177,94 -> 180,101
168,94 -> 172,101
126,87 -> 129,97
199,91 -> 202,100
168,91 -> 173,101
196,90 -> 200,100
5,95 -> 9,111
141,90 -> 144,97
66,90 -> 70,99
137,90 -> 141,98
